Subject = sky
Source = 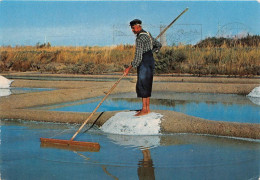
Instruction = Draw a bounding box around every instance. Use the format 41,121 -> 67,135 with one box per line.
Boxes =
0,0 -> 259,46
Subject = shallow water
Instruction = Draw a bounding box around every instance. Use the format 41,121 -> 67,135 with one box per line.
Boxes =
46,92 -> 260,124
1,120 -> 259,180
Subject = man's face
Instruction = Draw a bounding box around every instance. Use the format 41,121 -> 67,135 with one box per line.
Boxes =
131,25 -> 142,34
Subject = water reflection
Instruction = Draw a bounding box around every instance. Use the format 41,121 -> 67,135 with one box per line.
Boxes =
1,120 -> 259,179
105,133 -> 260,152
106,134 -> 160,149
64,139 -> 155,180
104,133 -> 260,179
247,96 -> 260,106
138,148 -> 155,180
0,88 -> 11,97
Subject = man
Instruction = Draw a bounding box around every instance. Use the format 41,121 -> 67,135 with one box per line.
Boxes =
124,19 -> 162,116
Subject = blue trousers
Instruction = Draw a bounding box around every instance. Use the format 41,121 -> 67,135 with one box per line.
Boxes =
136,50 -> 155,98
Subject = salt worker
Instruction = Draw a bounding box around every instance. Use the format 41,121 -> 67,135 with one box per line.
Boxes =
124,19 -> 162,116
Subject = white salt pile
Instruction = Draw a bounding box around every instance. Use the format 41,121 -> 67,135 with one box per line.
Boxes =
0,75 -> 14,97
101,111 -> 163,148
247,86 -> 260,98
100,111 -> 163,135
247,86 -> 260,106
0,75 -> 13,88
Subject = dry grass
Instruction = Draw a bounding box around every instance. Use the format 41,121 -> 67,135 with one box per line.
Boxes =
0,44 -> 259,76
155,45 -> 260,76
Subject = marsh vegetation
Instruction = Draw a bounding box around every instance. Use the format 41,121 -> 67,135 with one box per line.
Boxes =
1,35 -> 259,77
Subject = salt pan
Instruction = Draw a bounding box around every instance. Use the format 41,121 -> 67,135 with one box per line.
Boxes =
100,111 -> 163,135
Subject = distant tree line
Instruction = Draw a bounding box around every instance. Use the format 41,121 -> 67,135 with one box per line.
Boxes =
195,34 -> 260,48
36,42 -> 51,49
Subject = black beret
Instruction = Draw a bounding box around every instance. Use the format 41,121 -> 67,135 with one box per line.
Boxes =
129,19 -> 142,26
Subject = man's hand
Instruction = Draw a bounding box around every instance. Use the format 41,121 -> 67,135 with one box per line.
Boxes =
124,65 -> 132,76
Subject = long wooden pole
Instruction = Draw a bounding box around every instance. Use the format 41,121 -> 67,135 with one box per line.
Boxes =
155,8 -> 189,40
70,74 -> 126,141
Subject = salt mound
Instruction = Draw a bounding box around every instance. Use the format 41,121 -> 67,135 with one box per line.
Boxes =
100,111 -> 163,135
0,75 -> 13,88
247,86 -> 260,98
247,86 -> 260,106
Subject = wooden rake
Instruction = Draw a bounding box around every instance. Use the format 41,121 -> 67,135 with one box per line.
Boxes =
40,74 -> 126,151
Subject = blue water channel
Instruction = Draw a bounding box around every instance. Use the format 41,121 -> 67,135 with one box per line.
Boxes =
1,120 -> 259,180
48,92 -> 260,124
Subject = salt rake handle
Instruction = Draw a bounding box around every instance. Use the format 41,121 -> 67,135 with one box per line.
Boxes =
70,74 -> 126,141
155,8 -> 189,40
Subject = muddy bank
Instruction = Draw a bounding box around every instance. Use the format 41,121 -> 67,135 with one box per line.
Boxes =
0,73 -> 259,139
1,108 -> 259,140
